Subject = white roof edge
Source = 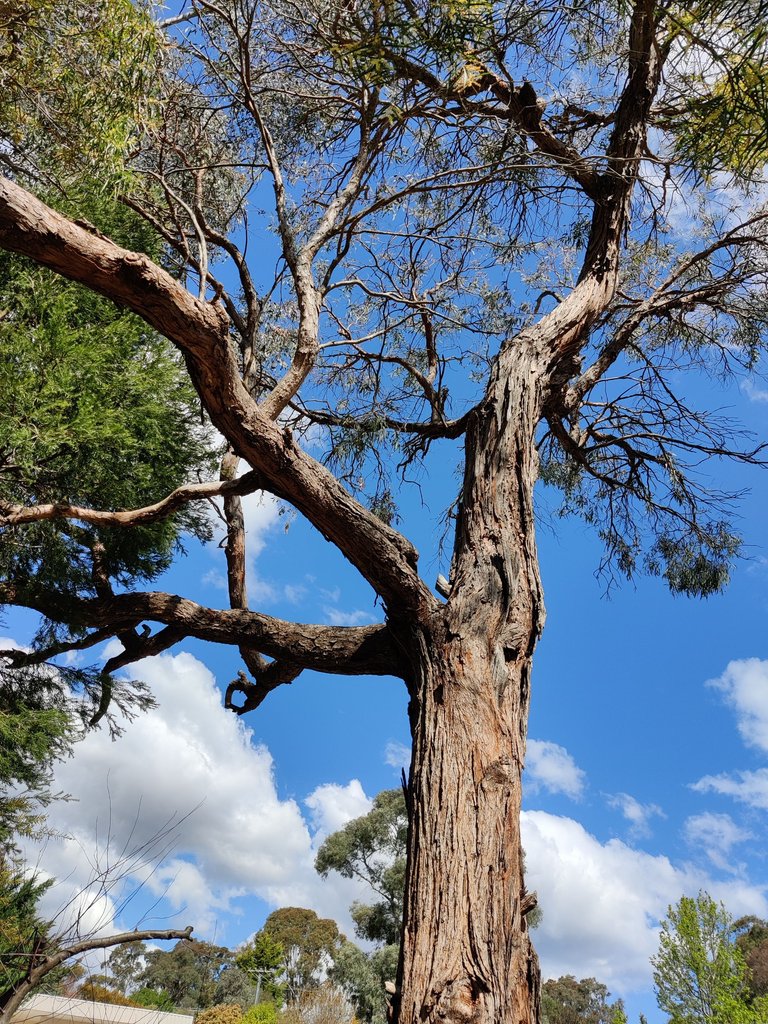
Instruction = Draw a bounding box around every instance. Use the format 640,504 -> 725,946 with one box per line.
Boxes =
13,994 -> 194,1024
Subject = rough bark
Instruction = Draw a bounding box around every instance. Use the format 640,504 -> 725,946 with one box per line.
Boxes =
396,343 -> 545,1024
0,7 -> 667,1022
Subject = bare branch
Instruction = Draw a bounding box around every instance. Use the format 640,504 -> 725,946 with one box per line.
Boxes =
0,927 -> 194,1022
0,472 -> 262,529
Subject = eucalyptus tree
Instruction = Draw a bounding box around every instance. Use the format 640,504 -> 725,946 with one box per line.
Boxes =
2,1 -> 768,1023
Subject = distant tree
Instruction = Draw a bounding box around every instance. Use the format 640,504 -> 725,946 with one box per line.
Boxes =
652,893 -> 768,1024
213,965 -> 259,1010
734,916 -> 768,1000
330,940 -> 398,1024
236,932 -> 285,1006
261,909 -> 343,1004
142,939 -> 232,1011
77,981 -> 141,1007
131,987 -> 176,1012
281,984 -> 356,1024
316,790 -> 406,947
105,939 -> 146,995
541,976 -> 624,1024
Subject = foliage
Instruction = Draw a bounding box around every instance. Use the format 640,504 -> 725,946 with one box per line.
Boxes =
261,908 -> 343,1003
540,976 -> 625,1024
194,1003 -> 244,1024
652,892 -> 768,1024
0,194 -> 216,601
141,940 -> 233,1011
241,1004 -> 279,1024
0,669 -> 76,856
665,8 -> 768,179
315,789 -> 407,946
235,932 -> 285,1006
0,0 -> 159,182
0,864 -> 50,1001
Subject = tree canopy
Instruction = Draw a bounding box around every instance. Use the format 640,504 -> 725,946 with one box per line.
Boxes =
2,1 -> 768,1021
315,788 -> 407,946
652,892 -> 768,1024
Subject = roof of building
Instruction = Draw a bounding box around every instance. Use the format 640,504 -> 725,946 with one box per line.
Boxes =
12,995 -> 194,1024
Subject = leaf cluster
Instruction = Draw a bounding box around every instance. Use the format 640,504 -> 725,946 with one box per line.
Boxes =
0,193 -> 219,604
0,0 -> 160,184
315,788 -> 407,946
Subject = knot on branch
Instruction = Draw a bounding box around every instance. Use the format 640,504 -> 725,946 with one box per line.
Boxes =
224,659 -> 301,715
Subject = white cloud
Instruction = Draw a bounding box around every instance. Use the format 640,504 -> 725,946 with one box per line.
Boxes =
22,651 -> 333,942
742,379 -> 768,403
284,583 -> 308,604
683,812 -> 753,873
323,607 -> 376,627
692,767 -> 768,810
707,658 -> 768,753
384,741 -> 411,771
240,490 -> 282,560
305,781 -> 371,838
525,740 -> 585,800
606,793 -> 666,839
522,811 -> 768,995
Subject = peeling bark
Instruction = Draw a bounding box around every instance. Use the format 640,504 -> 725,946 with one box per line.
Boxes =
396,343 -> 545,1024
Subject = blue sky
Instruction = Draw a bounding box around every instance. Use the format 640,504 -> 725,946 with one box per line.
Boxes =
8,360 -> 768,1023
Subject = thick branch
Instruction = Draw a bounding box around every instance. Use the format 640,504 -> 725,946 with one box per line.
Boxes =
0,585 -> 403,679
0,927 -> 193,1022
0,176 -> 434,618
0,472 -> 262,528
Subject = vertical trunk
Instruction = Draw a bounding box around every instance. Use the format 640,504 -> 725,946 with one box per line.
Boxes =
396,341 -> 546,1024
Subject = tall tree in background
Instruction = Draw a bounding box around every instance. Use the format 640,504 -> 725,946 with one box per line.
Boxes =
734,916 -> 768,1002
260,908 -> 343,1004
540,976 -> 625,1024
316,789 -> 406,947
652,892 -> 768,1024
2,1 -> 768,1021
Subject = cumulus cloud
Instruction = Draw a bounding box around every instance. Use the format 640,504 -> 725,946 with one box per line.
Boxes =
606,793 -> 666,839
522,811 -> 768,994
22,650 -> 367,943
692,767 -> 768,810
683,812 -> 753,873
305,781 -> 371,837
707,658 -> 768,753
525,740 -> 586,800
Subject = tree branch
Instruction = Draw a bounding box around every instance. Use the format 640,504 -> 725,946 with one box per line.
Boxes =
0,927 -> 193,1022
0,176 -> 434,619
0,472 -> 262,529
0,585 -> 404,680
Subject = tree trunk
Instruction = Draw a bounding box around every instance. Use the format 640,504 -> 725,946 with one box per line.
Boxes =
396,342 -> 546,1024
